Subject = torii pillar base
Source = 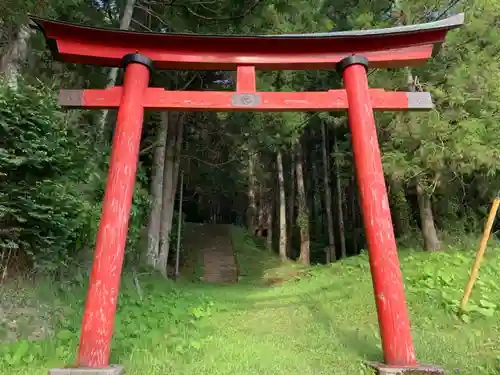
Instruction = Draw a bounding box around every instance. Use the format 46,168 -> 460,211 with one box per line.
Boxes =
49,365 -> 124,375
367,362 -> 445,375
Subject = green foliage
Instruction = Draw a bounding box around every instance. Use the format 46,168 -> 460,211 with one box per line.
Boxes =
296,213 -> 309,231
360,0 -> 500,235
403,245 -> 500,322
0,82 -> 97,272
0,81 -> 150,273
0,271 -> 215,369
3,235 -> 500,374
125,166 -> 150,263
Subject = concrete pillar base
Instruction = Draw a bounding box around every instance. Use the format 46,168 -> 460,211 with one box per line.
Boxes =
49,365 -> 124,375
367,362 -> 445,375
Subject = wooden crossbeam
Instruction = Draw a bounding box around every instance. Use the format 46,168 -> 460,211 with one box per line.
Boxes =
59,87 -> 433,112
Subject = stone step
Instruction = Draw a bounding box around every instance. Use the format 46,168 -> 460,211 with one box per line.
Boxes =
183,223 -> 238,284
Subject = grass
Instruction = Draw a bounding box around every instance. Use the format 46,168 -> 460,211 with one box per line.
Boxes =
1,227 -> 500,375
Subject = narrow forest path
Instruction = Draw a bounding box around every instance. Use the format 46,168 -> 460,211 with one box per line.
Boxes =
183,224 -> 238,283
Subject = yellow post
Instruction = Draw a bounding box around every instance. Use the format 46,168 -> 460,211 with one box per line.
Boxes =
459,195 -> 500,313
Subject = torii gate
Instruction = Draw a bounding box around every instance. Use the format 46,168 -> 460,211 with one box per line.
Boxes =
31,14 -> 463,375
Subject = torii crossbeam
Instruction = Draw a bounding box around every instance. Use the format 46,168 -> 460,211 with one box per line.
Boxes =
31,13 -> 463,375
58,84 -> 433,112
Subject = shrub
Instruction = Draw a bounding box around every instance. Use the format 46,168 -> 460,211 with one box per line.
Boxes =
0,82 -> 94,273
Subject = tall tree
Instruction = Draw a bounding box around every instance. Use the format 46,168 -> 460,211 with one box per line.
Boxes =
407,69 -> 440,251
97,0 -> 137,138
277,149 -> 288,261
146,113 -> 168,266
157,112 -> 184,276
247,151 -> 258,234
295,139 -> 310,265
287,150 -> 296,256
0,24 -> 30,89
333,128 -> 347,258
321,121 -> 336,262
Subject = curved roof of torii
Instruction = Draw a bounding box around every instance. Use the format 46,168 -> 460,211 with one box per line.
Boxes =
30,13 -> 464,70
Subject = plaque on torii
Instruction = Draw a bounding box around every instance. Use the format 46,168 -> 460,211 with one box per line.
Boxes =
31,13 -> 463,375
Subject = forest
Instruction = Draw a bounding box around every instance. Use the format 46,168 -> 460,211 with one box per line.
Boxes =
2,0 -> 499,275
1,0 -> 500,374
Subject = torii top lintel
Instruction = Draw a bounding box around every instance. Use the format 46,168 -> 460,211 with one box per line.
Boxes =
30,14 -> 463,71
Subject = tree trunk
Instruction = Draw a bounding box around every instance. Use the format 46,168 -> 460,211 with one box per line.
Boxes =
157,113 -> 184,276
333,130 -> 347,259
295,140 -> 310,265
146,114 -> 168,266
321,121 -> 336,263
97,0 -> 137,137
265,193 -> 273,251
247,151 -> 257,234
388,174 -> 411,238
277,150 -> 288,261
416,182 -> 441,252
287,151 -> 296,256
257,184 -> 265,232
311,161 -> 323,240
0,24 -> 30,89
407,68 -> 440,252
171,113 -> 184,198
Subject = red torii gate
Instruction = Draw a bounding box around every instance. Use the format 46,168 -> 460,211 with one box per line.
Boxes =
31,14 -> 463,375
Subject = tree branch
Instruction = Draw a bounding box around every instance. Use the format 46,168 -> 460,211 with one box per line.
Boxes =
134,4 -> 172,30
131,18 -> 153,31
435,0 -> 462,21
182,0 -> 266,23
181,154 -> 239,168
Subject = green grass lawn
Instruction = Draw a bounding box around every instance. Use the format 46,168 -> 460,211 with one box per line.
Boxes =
1,227 -> 500,375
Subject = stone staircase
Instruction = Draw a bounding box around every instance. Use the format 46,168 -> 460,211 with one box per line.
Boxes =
183,224 -> 238,284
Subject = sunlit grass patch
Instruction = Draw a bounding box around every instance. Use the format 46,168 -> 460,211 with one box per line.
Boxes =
1,229 -> 500,375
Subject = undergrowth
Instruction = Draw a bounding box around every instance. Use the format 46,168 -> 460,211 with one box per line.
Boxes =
0,228 -> 499,375
0,270 -> 215,372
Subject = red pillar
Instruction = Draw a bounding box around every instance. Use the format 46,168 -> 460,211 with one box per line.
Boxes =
338,56 -> 417,366
77,54 -> 153,368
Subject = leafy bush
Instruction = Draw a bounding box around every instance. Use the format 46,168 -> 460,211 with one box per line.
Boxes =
403,248 -> 500,321
0,82 -> 95,273
0,272 -> 214,368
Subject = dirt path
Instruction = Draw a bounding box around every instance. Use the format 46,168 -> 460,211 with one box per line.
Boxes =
184,224 -> 238,284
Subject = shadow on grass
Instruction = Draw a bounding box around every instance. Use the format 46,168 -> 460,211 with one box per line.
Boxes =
186,282 -> 342,311
300,292 -> 382,363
